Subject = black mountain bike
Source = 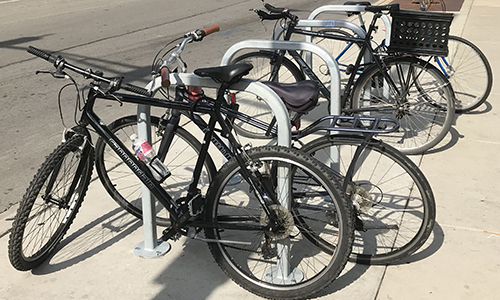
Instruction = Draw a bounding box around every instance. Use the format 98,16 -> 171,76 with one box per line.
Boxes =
8,42 -> 355,300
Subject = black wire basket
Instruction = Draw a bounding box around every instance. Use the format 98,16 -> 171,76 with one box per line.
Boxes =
388,10 -> 454,57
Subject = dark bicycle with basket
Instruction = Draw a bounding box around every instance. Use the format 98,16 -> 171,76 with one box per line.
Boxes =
232,1 -> 456,155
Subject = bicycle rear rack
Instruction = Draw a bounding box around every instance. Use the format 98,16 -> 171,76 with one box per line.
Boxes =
293,115 -> 400,138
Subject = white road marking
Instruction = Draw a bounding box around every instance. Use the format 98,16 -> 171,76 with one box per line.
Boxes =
0,0 -> 21,4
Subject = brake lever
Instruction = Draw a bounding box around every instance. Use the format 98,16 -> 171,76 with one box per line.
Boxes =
90,82 -> 123,106
35,69 -> 68,79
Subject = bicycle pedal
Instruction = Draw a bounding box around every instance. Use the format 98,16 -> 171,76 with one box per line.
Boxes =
188,193 -> 205,216
161,226 -> 180,241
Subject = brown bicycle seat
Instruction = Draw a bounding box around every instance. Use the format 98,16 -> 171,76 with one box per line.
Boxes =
263,81 -> 320,114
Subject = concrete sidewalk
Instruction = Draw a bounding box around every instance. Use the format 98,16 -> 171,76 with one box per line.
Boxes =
1,0 -> 499,299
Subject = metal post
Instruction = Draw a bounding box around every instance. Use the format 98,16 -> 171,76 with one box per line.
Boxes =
134,104 -> 171,258
221,39 -> 341,283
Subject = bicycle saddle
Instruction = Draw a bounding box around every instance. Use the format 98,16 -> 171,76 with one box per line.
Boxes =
344,1 -> 372,6
262,81 -> 319,113
194,63 -> 253,85
343,1 -> 371,16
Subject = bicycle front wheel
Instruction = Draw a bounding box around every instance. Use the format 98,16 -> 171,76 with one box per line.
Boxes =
95,115 -> 217,227
435,35 -> 493,113
8,133 -> 94,271
204,146 -> 354,300
230,51 -> 305,139
301,135 -> 436,264
351,56 -> 455,155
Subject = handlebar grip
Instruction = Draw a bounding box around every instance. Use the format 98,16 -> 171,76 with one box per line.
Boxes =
256,10 -> 287,20
123,83 -> 151,96
364,3 -> 399,13
263,2 -> 285,13
160,67 -> 170,88
27,46 -> 56,64
202,25 -> 220,36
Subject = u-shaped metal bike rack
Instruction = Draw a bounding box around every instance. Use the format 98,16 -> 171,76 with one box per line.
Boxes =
134,75 -> 291,258
306,5 -> 392,44
220,39 -> 341,115
220,39 -> 341,283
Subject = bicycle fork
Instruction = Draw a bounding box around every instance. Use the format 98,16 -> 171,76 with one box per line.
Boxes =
42,128 -> 92,210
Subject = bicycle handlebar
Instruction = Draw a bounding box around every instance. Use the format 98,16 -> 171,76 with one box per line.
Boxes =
187,24 -> 220,42
254,9 -> 288,20
262,1 -> 286,13
252,2 -> 298,22
159,25 -> 219,88
201,24 -> 220,37
255,1 -> 399,22
28,46 -> 57,64
364,3 -> 399,13
28,46 -> 151,96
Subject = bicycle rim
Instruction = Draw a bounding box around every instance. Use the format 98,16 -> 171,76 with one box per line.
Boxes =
435,36 -> 492,113
301,135 -> 435,264
352,57 -> 455,155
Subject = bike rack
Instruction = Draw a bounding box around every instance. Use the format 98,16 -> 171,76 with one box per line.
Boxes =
220,39 -> 341,115
306,5 -> 392,45
290,5 -> 392,70
220,40 -> 341,283
134,75 -> 291,258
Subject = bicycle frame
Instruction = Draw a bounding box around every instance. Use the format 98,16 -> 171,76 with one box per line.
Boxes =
81,83 -> 284,240
44,132 -> 92,209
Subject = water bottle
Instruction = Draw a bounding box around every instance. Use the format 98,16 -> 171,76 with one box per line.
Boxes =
130,134 -> 171,182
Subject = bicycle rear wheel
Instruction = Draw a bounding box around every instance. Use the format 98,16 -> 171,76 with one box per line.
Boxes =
8,133 -> 94,271
435,35 -> 493,113
204,146 -> 354,299
230,51 -> 305,139
301,134 -> 436,264
95,115 -> 217,227
351,56 -> 455,155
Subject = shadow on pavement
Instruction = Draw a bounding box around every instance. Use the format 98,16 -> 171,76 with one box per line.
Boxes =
32,207 -> 141,275
390,221 -> 445,265
461,101 -> 493,115
0,35 -> 53,49
426,126 -> 463,154
150,239 -> 231,300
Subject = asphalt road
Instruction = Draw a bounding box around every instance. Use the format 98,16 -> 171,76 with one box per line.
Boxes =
0,0 -> 346,212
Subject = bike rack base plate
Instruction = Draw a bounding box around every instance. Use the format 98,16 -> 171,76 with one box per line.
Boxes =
134,240 -> 171,258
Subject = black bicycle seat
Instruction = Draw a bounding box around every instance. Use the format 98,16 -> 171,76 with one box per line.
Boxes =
262,81 -> 319,113
344,1 -> 371,15
344,1 -> 372,6
194,64 -> 253,85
